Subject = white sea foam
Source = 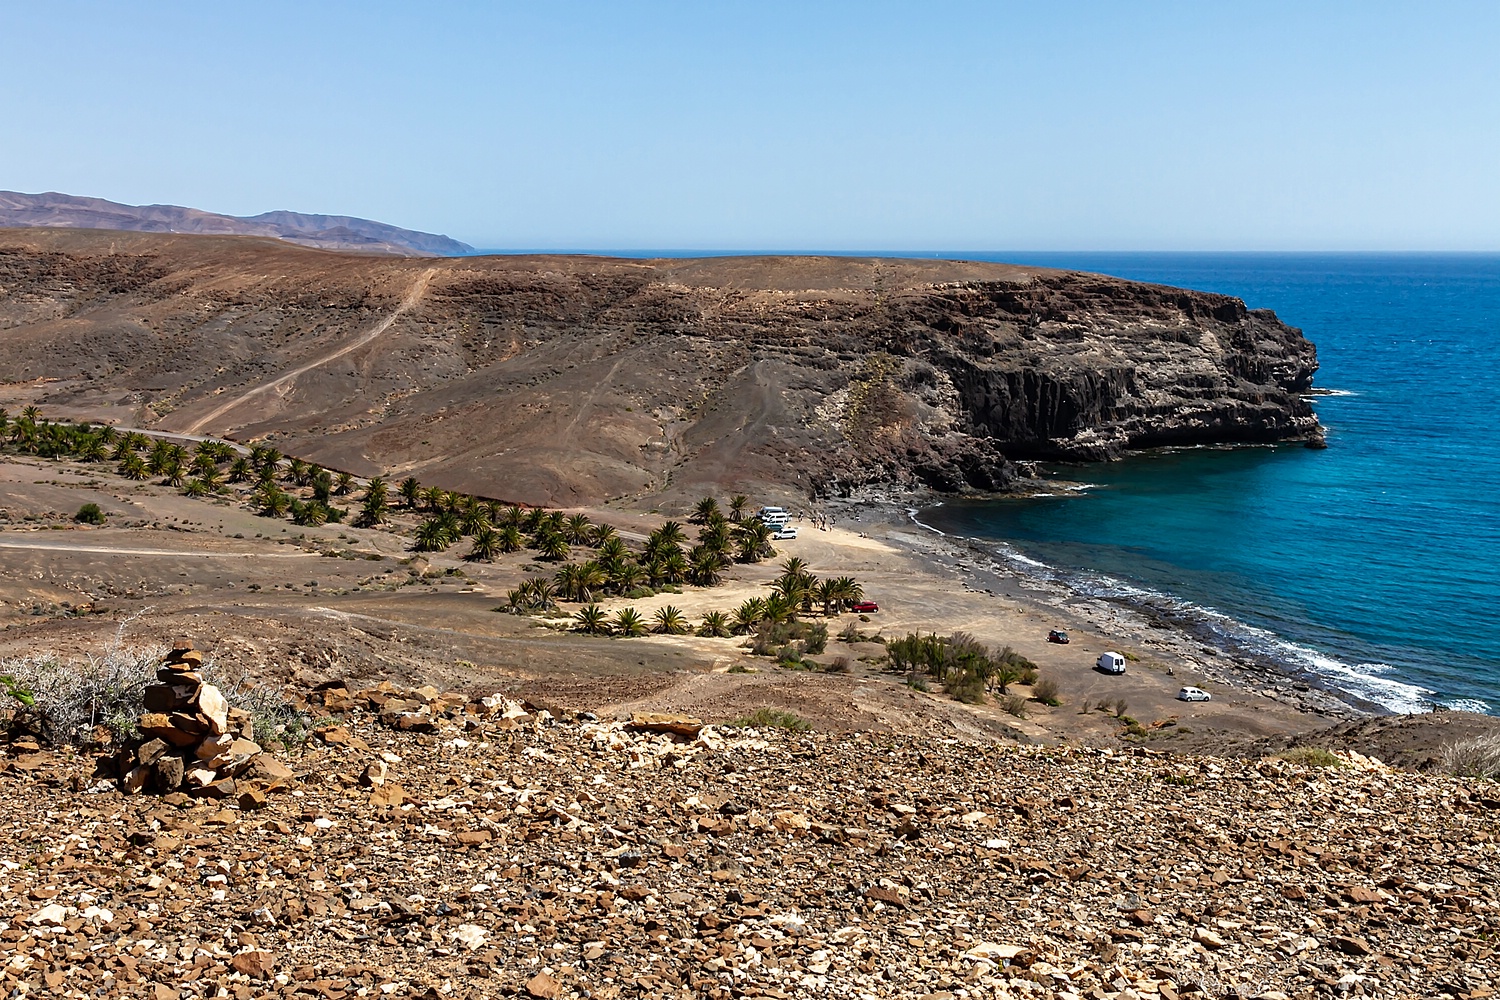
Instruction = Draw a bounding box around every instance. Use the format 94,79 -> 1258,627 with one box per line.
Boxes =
909,512 -> 1449,715
1444,698 -> 1493,715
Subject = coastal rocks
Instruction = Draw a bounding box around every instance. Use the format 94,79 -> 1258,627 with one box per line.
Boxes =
111,644 -> 281,799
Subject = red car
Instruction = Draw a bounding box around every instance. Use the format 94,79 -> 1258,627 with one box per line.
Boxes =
850,601 -> 879,614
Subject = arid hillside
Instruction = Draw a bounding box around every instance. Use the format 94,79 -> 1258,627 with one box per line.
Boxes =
0,230 -> 1322,506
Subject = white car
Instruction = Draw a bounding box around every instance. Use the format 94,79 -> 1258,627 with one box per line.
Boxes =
1176,686 -> 1212,702
773,525 -> 798,540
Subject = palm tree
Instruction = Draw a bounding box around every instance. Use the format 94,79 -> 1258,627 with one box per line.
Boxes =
781,556 -> 809,579
291,501 -> 329,527
398,477 -> 422,509
522,577 -> 557,611
688,545 -> 724,586
466,525 -> 501,561
496,524 -> 524,554
254,483 -> 292,518
413,517 -> 454,552
554,563 -> 590,602
499,505 -> 526,529
534,531 -> 570,562
691,497 -> 721,524
333,471 -> 355,496
816,579 -> 840,617
762,593 -> 796,625
589,523 -> 617,546
657,549 -> 689,585
182,478 -> 211,498
596,536 -> 631,565
652,605 -> 690,635
728,494 -> 749,521
521,507 -> 548,533
611,608 -> 647,637
610,560 -> 648,595
159,457 -> 186,488
250,445 -> 281,472
286,458 -> 309,486
563,513 -> 594,545
696,611 -> 732,638
421,487 -> 446,513
21,405 -> 41,423
227,457 -> 253,483
117,452 -> 148,481
831,576 -> 863,612
460,503 -> 490,537
363,476 -> 389,507
731,598 -> 767,634
573,604 -> 610,636
356,494 -> 388,528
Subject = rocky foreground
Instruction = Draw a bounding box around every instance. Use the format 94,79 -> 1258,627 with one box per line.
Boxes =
1,686 -> 1496,1000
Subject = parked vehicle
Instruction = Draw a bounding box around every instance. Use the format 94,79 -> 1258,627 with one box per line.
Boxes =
1176,686 -> 1212,702
1095,652 -> 1127,675
772,525 -> 798,540
1047,629 -> 1070,644
849,601 -> 879,614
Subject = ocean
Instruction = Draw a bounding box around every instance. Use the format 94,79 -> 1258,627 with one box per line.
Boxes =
915,252 -> 1500,715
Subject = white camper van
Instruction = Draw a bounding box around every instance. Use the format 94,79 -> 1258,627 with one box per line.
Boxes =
1096,652 -> 1127,675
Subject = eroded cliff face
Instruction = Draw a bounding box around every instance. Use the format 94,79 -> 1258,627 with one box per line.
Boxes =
0,231 -> 1320,504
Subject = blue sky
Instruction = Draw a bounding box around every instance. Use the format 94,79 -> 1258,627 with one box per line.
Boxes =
3,1 -> 1498,250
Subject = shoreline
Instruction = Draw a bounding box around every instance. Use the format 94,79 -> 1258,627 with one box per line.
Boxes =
816,485 -> 1374,723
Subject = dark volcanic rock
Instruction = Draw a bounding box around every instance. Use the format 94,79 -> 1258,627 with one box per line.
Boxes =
0,230 -> 1321,504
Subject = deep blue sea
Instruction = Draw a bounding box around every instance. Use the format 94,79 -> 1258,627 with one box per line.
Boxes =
913,252 -> 1500,714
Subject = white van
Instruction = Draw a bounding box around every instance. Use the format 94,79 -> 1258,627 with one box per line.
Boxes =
1096,652 -> 1127,675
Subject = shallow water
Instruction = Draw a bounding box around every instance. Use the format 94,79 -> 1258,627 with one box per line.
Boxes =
919,252 -> 1500,714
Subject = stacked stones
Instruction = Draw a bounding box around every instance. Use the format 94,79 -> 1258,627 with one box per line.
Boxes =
120,643 -> 278,801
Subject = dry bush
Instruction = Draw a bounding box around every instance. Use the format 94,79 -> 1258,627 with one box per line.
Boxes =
1111,698 -> 1129,719
1441,732 -> 1500,779
1032,677 -> 1061,706
0,625 -> 159,745
0,620 -> 305,749
1001,694 -> 1028,718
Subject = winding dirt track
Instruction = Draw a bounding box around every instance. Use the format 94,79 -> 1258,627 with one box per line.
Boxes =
182,267 -> 436,435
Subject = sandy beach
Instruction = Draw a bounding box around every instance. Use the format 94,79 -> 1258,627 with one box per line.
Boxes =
562,491 -> 1358,751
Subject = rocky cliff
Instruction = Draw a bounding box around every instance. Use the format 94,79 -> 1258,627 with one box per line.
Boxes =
0,229 -> 1321,504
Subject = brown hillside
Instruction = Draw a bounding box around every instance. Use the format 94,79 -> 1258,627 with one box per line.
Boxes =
0,229 -> 1320,506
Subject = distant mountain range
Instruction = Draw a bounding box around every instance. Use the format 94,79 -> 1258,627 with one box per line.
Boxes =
0,190 -> 473,256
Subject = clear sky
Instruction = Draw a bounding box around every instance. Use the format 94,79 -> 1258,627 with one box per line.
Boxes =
3,1 -> 1498,250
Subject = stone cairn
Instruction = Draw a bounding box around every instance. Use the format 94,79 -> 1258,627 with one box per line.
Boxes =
117,642 -> 290,805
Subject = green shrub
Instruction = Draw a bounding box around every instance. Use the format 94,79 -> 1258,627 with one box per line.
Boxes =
75,503 -> 105,525
726,708 -> 811,732
949,673 -> 986,704
1276,746 -> 1347,769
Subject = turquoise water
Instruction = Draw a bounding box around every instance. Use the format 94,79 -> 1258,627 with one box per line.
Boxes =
919,253 -> 1500,714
